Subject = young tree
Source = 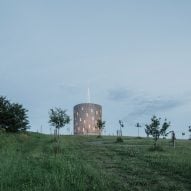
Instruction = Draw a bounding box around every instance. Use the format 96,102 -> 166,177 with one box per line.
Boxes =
189,126 -> 191,140
171,131 -> 176,148
118,120 -> 124,136
49,108 -> 70,137
182,132 -> 185,139
145,115 -> 170,149
135,123 -> 142,137
166,130 -> 176,148
145,126 -> 150,138
0,96 -> 29,132
96,119 -> 106,137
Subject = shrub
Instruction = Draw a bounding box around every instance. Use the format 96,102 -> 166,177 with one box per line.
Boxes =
116,137 -> 123,143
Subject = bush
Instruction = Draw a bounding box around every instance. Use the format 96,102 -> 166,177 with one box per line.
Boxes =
17,133 -> 30,143
116,137 -> 123,143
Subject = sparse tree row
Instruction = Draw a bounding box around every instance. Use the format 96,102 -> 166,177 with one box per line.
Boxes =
1,95 -> 191,145
116,116 -> 191,150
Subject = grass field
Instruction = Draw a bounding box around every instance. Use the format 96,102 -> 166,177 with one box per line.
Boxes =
0,132 -> 190,191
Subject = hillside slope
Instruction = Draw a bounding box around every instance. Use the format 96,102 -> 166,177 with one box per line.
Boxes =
0,133 -> 190,191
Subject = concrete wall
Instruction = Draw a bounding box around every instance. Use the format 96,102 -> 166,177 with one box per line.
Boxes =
73,103 -> 102,135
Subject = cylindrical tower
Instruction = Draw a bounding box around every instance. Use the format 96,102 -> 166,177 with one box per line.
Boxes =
73,103 -> 102,135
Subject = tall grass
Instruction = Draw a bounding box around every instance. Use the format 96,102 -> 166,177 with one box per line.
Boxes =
0,133 -> 190,191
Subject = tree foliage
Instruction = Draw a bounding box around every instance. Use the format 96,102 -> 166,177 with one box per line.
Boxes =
135,123 -> 142,137
189,126 -> 191,140
189,126 -> 191,133
49,108 -> 70,136
118,120 -> 124,136
96,119 -> 106,136
145,128 -> 150,138
119,120 -> 124,128
145,116 -> 170,148
0,96 -> 29,132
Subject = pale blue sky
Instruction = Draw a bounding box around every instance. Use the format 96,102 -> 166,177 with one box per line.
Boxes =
0,0 -> 191,138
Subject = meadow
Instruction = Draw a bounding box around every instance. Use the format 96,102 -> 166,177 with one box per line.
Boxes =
0,132 -> 190,191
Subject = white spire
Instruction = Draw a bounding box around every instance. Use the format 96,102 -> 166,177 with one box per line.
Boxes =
87,87 -> 91,103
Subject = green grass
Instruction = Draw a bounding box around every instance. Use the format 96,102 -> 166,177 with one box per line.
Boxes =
0,133 -> 191,191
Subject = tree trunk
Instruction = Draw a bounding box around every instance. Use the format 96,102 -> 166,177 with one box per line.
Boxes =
154,139 -> 157,149
58,128 -> 60,137
173,139 -> 175,149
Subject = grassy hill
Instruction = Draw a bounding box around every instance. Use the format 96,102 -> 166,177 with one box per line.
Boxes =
0,132 -> 190,191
